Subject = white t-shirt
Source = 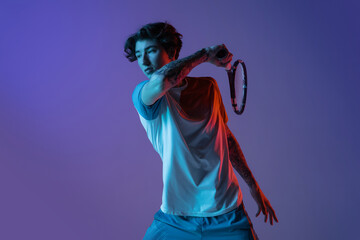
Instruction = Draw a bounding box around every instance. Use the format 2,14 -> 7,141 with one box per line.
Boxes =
132,76 -> 242,217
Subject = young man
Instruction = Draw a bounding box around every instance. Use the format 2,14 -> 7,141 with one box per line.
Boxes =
125,22 -> 278,240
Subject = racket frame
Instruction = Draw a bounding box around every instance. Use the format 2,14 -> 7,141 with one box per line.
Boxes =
226,59 -> 247,115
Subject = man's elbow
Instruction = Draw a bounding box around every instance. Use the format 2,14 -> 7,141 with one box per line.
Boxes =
141,74 -> 166,106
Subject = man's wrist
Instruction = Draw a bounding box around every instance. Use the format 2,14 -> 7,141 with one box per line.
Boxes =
193,48 -> 209,63
201,48 -> 210,62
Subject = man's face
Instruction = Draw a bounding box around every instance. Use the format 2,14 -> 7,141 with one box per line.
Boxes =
135,39 -> 173,79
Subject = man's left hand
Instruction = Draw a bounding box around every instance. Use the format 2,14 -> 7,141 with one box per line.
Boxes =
250,183 -> 279,225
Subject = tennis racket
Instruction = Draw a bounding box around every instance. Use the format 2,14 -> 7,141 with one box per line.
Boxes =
216,49 -> 248,115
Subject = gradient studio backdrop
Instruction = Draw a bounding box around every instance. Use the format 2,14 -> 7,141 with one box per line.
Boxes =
1,0 -> 359,239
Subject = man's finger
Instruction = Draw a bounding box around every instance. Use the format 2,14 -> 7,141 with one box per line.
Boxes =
259,198 -> 266,214
272,209 -> 279,222
262,202 -> 267,215
222,59 -> 232,68
268,205 -> 279,223
256,207 -> 261,217
269,209 -> 278,225
273,211 -> 278,223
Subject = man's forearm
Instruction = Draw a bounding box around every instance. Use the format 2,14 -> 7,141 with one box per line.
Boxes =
156,48 -> 208,88
226,126 -> 257,188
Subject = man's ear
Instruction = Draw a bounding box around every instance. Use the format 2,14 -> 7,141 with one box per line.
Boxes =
168,48 -> 176,61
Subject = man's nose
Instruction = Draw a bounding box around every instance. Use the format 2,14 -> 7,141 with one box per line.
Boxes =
141,53 -> 150,66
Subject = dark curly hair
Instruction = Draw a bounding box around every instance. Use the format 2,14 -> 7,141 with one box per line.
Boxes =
124,22 -> 183,62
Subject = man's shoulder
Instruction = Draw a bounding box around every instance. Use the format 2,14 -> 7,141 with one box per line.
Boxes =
132,80 -> 148,99
133,80 -> 149,91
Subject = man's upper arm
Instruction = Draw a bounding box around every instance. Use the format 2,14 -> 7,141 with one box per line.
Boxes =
141,73 -> 168,106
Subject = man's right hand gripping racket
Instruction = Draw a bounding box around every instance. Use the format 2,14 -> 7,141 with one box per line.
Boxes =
216,49 -> 248,115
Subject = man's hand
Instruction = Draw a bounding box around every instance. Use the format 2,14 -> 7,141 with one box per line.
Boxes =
250,183 -> 279,225
205,44 -> 233,68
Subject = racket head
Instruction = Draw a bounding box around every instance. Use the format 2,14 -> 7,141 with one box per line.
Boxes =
228,59 -> 247,115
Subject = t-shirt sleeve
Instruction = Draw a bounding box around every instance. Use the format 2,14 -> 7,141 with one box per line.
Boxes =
132,80 -> 163,120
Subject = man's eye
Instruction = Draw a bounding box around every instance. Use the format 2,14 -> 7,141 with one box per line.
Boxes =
136,55 -> 141,59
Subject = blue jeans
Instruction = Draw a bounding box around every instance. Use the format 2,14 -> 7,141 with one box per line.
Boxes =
143,203 -> 258,240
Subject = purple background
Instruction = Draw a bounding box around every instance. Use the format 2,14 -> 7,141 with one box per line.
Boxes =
1,0 -> 359,239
